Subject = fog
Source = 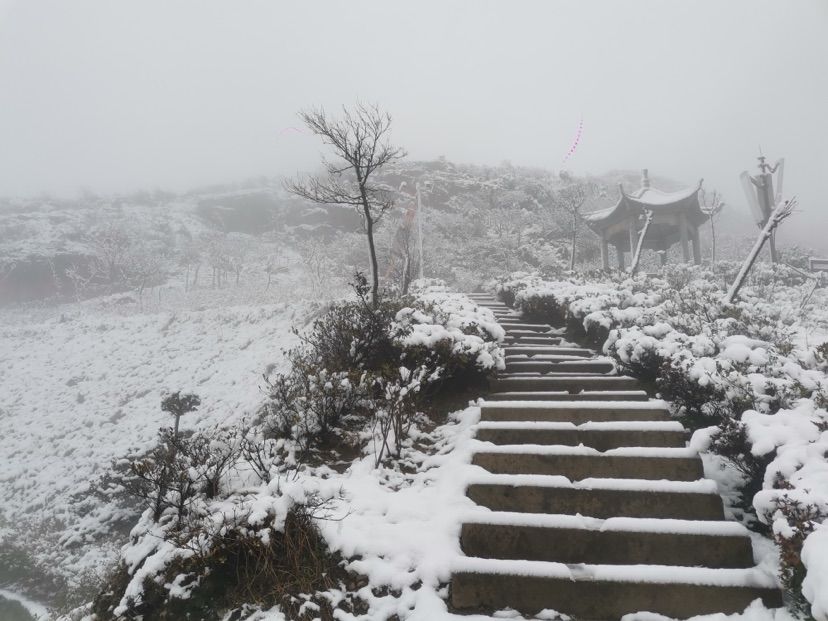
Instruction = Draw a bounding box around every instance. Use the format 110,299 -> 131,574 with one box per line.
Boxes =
1,0 -> 826,247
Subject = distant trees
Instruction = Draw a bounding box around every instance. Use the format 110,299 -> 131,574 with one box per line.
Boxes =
180,239 -> 202,291
286,104 -> 406,308
66,223 -> 166,300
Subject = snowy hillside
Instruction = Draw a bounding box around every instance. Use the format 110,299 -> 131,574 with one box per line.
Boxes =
0,294 -> 306,607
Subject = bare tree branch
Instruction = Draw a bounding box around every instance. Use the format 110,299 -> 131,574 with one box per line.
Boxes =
284,104 -> 407,307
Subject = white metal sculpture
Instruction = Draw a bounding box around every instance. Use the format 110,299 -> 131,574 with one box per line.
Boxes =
740,153 -> 785,263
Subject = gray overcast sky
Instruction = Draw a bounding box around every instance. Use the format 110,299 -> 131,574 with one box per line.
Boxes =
1,0 -> 826,246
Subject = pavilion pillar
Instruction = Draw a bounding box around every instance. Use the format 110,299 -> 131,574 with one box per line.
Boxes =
600,236 -> 610,271
679,212 -> 690,263
617,245 -> 626,271
691,226 -> 701,265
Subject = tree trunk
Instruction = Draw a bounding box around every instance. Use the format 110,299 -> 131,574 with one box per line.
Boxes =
365,209 -> 379,308
569,226 -> 577,272
356,168 -> 380,309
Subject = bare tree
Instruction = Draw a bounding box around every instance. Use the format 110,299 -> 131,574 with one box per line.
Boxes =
285,104 -> 406,308
264,251 -> 288,291
297,238 -> 334,295
128,243 -> 164,299
700,189 -> 725,263
225,234 -> 249,286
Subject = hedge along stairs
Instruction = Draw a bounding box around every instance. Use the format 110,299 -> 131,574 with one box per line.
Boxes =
451,293 -> 781,620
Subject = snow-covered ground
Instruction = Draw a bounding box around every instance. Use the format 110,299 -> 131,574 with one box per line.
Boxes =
0,290 -> 306,597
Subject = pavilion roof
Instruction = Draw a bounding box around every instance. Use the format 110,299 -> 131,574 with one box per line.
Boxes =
584,177 -> 706,231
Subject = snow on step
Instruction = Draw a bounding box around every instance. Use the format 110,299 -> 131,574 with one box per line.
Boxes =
500,323 -> 561,332
471,442 -> 697,457
451,562 -> 781,619
460,510 -> 749,536
485,390 -> 650,401
481,399 -> 669,409
503,346 -> 594,357
473,418 -> 686,449
493,375 -> 640,390
466,478 -> 725,520
505,360 -> 615,375
452,556 -> 777,588
466,473 -> 718,494
479,399 -> 670,419
460,520 -> 755,568
471,445 -> 704,480
476,420 -> 685,431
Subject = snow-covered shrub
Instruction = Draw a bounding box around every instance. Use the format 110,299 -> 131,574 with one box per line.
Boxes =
490,271 -> 544,307
262,275 -> 503,457
91,482 -> 339,620
113,425 -> 242,523
369,365 -> 429,465
264,366 -> 370,455
296,272 -> 406,376
394,287 -> 504,390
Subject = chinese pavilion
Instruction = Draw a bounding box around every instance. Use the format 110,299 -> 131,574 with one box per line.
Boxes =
584,170 -> 707,270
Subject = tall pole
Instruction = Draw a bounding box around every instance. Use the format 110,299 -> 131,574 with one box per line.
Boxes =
417,182 -> 424,280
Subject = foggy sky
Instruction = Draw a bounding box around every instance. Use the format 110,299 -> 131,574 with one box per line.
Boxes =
1,0 -> 826,248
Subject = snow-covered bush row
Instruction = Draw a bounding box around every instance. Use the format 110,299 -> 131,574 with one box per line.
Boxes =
491,263 -> 828,618
69,278 -> 504,619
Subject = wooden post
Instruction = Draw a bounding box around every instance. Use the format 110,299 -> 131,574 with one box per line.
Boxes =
630,210 -> 653,276
768,231 -> 779,264
725,198 -> 796,303
679,212 -> 690,262
628,224 -> 638,266
691,226 -> 701,265
601,236 -> 610,271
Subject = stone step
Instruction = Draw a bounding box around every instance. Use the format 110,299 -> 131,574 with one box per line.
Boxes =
505,360 -> 615,374
472,448 -> 703,480
503,329 -> 561,339
492,375 -> 640,392
466,475 -> 725,520
480,401 -> 671,422
486,390 -> 650,401
474,421 -> 687,450
499,322 -> 556,332
503,346 -> 594,357
503,335 -> 565,346
460,514 -> 754,567
504,353 -> 585,362
451,558 -> 781,619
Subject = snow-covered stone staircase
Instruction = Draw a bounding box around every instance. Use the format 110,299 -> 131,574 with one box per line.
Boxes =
451,293 -> 781,620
